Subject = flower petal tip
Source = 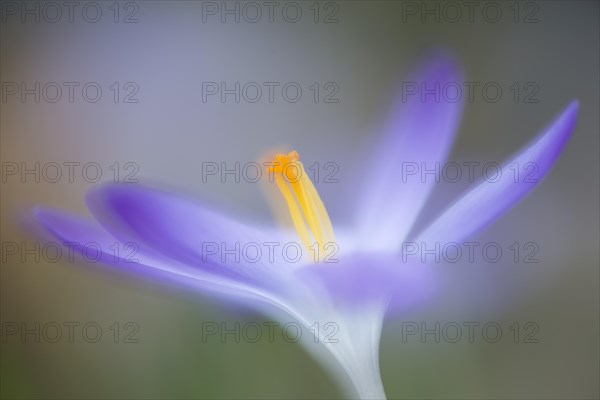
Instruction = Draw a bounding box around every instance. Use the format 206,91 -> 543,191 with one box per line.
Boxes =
33,206 -> 65,232
415,49 -> 464,86
536,99 -> 579,164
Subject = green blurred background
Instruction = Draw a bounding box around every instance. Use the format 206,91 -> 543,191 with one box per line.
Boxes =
1,1 -> 598,398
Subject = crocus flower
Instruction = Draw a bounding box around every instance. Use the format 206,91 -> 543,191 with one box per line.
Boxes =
34,52 -> 578,399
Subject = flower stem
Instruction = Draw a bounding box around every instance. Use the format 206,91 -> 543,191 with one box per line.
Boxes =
345,353 -> 387,399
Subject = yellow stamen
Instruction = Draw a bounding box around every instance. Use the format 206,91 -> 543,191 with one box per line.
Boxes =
267,151 -> 336,261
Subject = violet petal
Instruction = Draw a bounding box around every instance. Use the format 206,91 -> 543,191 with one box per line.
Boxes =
416,100 -> 578,245
357,51 -> 464,252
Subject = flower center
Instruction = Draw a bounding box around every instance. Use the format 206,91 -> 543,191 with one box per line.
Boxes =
267,151 -> 336,258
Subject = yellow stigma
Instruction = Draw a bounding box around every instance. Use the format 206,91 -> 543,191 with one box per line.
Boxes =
267,151 -> 336,260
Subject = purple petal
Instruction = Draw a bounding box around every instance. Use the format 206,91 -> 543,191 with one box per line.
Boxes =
35,206 -> 132,263
356,51 -> 464,252
34,206 -> 284,299
416,101 -> 579,245
295,254 -> 438,313
85,184 -> 284,286
34,206 -> 192,278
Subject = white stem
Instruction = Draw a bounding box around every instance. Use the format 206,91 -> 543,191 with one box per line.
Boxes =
262,293 -> 389,399
337,317 -> 387,400
290,305 -> 388,399
343,345 -> 386,399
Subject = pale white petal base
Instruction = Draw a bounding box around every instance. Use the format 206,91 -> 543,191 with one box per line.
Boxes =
261,294 -> 389,399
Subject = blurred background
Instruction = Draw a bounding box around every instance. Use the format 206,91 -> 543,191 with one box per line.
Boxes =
1,1 -> 598,398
